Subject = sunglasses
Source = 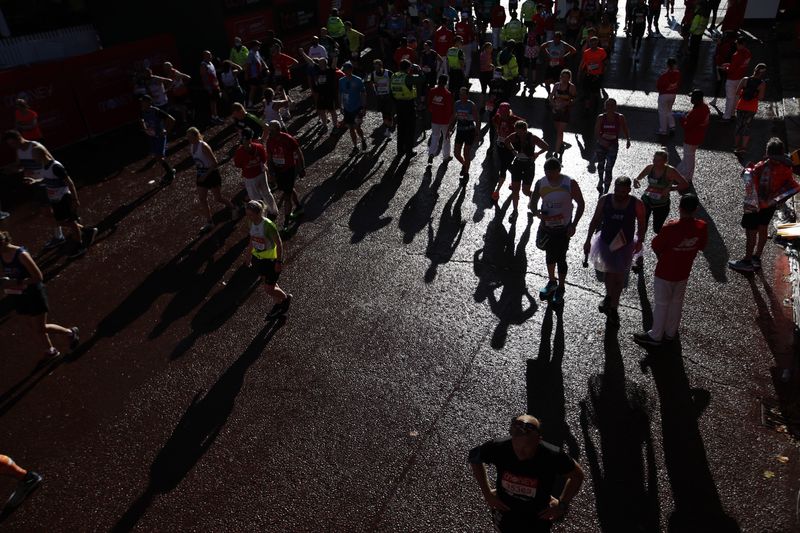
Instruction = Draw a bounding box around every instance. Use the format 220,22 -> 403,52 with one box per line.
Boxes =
510,420 -> 540,434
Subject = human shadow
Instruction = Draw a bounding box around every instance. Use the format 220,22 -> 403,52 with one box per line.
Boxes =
398,161 -> 447,245
348,156 -> 410,244
169,264 -> 262,360
471,149 -> 497,224
695,202 -> 729,283
473,205 -> 537,349
300,142 -> 388,225
526,304 -> 580,459
111,317 -> 285,533
644,340 -> 741,532
424,185 -> 467,283
636,270 -> 654,333
149,230 -> 248,340
579,327 -> 660,533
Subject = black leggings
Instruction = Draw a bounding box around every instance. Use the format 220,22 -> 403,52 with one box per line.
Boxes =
644,202 -> 670,234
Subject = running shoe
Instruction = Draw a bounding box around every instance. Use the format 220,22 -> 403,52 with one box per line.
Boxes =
509,210 -> 518,222
598,297 -> 609,314
727,259 -> 754,272
44,347 -> 61,360
289,207 -> 304,220
551,285 -> 565,305
0,210 -> 9,221
751,256 -> 762,270
587,161 -> 596,173
3,471 -> 42,510
199,223 -> 214,234
631,256 -> 643,273
82,226 -> 98,247
442,156 -> 453,163
633,332 -> 662,347
384,129 -> 392,138
160,170 -> 176,185
66,245 -> 87,259
427,155 -> 434,165
43,236 -> 66,250
361,139 -> 368,151
69,327 -> 80,350
405,150 -> 418,158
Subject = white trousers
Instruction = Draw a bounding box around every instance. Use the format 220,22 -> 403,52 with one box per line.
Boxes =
245,172 -> 279,216
429,123 -> 452,159
648,276 -> 688,341
676,143 -> 698,182
724,78 -> 740,119
657,93 -> 676,134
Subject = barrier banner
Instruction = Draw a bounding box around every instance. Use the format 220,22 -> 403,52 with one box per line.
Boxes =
224,9 -> 274,43
0,62 -> 87,152
68,34 -> 179,136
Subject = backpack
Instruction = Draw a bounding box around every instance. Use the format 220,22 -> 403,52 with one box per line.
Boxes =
741,77 -> 762,101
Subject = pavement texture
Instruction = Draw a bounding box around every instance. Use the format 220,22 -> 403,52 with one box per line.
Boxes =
1,3 -> 799,532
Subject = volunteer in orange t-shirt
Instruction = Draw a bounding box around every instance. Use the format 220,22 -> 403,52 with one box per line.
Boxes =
14,100 -> 43,142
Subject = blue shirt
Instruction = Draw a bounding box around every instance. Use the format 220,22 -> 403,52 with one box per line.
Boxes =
339,75 -> 365,112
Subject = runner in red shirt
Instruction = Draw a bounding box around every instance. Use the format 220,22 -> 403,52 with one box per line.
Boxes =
270,43 -> 299,87
676,89 -> 710,182
426,75 -> 454,166
633,193 -> 707,346
655,58 -> 681,135
490,4 -> 507,48
729,138 -> 800,273
233,129 -> 279,218
394,38 -> 418,69
434,24 -> 455,56
723,38 -> 751,120
14,100 -> 43,142
265,121 -> 305,231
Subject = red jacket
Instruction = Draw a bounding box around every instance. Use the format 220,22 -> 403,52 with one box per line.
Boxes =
656,70 -> 681,94
652,218 -> 708,282
681,103 -> 710,146
727,48 -> 752,80
749,157 -> 800,210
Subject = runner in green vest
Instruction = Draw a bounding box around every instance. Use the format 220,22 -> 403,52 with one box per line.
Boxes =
243,199 -> 292,318
446,36 -> 466,93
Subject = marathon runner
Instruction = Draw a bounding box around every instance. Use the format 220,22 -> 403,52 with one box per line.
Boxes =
199,51 -> 224,125
138,95 -> 176,185
579,37 -> 607,111
298,49 -> 340,133
427,75 -> 454,167
451,87 -> 480,183
584,176 -> 646,328
187,127 -> 234,233
628,0 -> 649,61
367,59 -> 395,137
631,149 -> 689,272
265,121 -> 305,232
506,120 -> 549,218
233,128 -> 279,219
490,102 -> 522,202
540,32 -> 576,94
242,200 -> 292,319
2,130 -> 65,249
530,158 -> 585,305
1,230 -> 80,359
591,98 -> 631,194
338,62 -> 368,152
548,69 -> 577,159
25,158 -> 98,259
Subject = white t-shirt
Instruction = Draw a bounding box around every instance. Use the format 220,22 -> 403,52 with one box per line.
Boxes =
308,44 -> 328,60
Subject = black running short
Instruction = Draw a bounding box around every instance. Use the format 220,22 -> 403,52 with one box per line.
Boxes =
741,207 -> 776,230
251,257 -> 281,285
9,282 -> 49,316
50,194 -> 79,223
273,166 -> 297,194
455,128 -> 476,145
197,169 -> 222,188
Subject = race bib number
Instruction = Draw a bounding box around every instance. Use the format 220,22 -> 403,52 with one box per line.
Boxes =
317,75 -> 328,84
501,473 -> 538,499
272,156 -> 286,166
645,186 -> 665,201
549,58 -> 561,66
588,63 -> 600,72
251,236 -> 266,251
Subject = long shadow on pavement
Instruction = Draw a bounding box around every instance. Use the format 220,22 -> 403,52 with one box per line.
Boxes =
424,185 -> 467,283
579,327 -> 660,533
398,160 -> 447,245
0,220 -> 242,418
349,155 -> 410,244
643,341 -> 741,532
111,317 -> 285,533
473,204 -> 537,349
636,270 -> 654,333
526,304 -> 580,459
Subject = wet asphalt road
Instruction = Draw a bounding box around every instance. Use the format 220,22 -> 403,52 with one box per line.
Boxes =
1,5 -> 799,532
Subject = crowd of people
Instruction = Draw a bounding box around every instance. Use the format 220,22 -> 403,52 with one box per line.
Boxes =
1,0 -> 796,528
